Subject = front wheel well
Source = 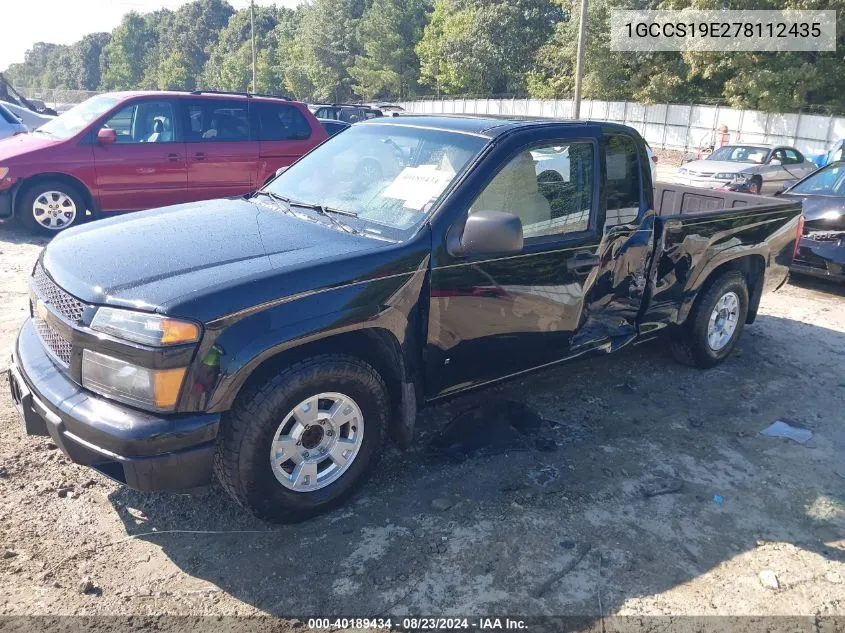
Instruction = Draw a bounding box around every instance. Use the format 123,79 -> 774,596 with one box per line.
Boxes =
691,255 -> 766,324
232,329 -> 409,440
14,173 -> 96,218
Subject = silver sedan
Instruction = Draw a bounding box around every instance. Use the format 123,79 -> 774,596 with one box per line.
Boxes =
676,144 -> 817,194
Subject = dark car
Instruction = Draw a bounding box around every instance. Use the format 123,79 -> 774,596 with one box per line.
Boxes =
317,118 -> 350,137
9,116 -> 802,523
0,90 -> 327,234
312,103 -> 383,124
778,160 -> 845,282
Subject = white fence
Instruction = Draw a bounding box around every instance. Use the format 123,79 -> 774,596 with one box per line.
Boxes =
399,98 -> 845,156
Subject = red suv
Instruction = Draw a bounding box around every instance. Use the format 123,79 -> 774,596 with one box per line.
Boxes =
0,90 -> 328,234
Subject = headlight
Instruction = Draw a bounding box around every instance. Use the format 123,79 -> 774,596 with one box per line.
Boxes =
713,172 -> 737,180
90,307 -> 200,346
0,167 -> 9,179
678,168 -> 688,175
82,350 -> 186,412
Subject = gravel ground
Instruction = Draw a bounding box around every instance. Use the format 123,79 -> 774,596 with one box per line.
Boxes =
0,208 -> 843,625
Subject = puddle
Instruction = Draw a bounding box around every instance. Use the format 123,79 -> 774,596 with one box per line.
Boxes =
425,400 -> 587,461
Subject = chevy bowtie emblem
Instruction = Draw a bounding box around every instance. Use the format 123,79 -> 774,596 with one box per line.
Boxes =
35,299 -> 49,321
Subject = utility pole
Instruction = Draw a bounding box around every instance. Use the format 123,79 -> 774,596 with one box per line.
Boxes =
572,0 -> 588,119
250,0 -> 256,93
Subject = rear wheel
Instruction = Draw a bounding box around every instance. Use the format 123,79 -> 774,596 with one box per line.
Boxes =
670,271 -> 749,368
214,354 -> 388,523
17,180 -> 88,235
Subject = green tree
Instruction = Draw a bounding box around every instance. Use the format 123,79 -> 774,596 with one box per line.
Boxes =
202,5 -> 287,93
141,0 -> 234,90
418,0 -> 561,95
350,0 -> 429,100
294,0 -> 366,102
99,12 -> 159,90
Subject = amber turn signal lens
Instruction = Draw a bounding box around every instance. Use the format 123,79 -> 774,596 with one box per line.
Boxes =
152,367 -> 188,410
160,319 -> 201,345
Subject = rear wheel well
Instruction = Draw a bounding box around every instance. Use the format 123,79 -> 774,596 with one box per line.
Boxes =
235,329 -> 407,438
14,173 -> 96,218
692,255 -> 766,324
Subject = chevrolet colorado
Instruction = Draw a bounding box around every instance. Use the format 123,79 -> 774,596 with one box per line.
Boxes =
9,116 -> 803,523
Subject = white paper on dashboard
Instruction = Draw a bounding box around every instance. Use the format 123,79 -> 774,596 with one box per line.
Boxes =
382,165 -> 454,210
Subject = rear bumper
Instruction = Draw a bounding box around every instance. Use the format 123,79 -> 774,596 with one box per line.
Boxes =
791,235 -> 845,283
9,319 -> 220,491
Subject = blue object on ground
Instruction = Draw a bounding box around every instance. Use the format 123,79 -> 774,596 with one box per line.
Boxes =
713,495 -> 724,504
760,420 -> 813,444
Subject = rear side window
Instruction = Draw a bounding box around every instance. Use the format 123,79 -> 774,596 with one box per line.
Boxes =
256,103 -> 312,141
604,134 -> 642,229
185,99 -> 250,142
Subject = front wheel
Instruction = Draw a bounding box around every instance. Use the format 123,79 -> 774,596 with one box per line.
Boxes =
17,180 -> 88,235
670,271 -> 749,368
214,354 -> 388,523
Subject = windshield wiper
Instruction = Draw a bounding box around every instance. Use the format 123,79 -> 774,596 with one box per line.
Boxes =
287,200 -> 363,235
252,190 -> 293,215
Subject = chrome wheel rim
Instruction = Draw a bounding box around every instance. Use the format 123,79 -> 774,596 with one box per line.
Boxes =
707,291 -> 740,351
269,392 -> 364,492
32,191 -> 77,230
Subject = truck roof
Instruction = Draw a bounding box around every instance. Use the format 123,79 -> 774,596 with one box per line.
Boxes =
359,114 -> 628,138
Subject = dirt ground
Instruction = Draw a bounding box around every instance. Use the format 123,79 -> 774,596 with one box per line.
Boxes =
0,213 -> 843,626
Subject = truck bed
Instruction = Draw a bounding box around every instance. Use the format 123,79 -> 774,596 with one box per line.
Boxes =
653,182 -> 796,216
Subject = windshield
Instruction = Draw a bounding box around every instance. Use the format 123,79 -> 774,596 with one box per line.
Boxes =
791,162 -> 845,196
708,145 -> 769,164
264,123 -> 488,239
36,94 -> 120,140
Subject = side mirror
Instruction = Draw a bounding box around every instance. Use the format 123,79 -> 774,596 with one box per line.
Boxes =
448,210 -> 523,257
769,158 -> 783,166
275,166 -> 289,178
97,128 -> 117,144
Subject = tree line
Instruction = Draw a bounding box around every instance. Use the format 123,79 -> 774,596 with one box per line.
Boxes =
4,0 -> 845,113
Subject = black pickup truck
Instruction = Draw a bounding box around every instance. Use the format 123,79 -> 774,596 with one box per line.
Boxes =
9,116 -> 803,523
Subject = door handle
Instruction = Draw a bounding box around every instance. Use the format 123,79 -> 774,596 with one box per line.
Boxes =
565,251 -> 600,273
166,153 -> 181,162
194,152 -> 207,161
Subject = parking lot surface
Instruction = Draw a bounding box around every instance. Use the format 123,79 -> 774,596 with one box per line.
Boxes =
0,210 -> 843,620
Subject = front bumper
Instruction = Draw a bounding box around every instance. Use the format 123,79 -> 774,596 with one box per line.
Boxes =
791,234 -> 845,283
9,319 -> 221,491
674,175 -> 731,189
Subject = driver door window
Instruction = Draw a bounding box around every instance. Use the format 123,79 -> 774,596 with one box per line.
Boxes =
469,141 -> 594,239
103,101 -> 177,144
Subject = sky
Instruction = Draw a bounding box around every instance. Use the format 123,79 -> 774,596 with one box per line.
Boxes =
0,0 -> 301,70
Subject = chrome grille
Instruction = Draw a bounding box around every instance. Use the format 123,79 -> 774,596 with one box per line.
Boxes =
33,317 -> 72,366
31,263 -> 86,323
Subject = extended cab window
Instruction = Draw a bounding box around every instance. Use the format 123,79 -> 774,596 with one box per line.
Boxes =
470,141 -> 595,239
185,100 -> 249,142
256,103 -> 312,141
102,100 -> 177,143
604,134 -> 642,229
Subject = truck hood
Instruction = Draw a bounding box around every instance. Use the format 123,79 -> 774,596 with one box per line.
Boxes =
682,159 -> 759,175
42,197 -> 396,322
0,131 -> 62,161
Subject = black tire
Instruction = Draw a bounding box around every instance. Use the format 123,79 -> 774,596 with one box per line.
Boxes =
17,179 -> 88,235
214,354 -> 389,523
670,271 -> 749,369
